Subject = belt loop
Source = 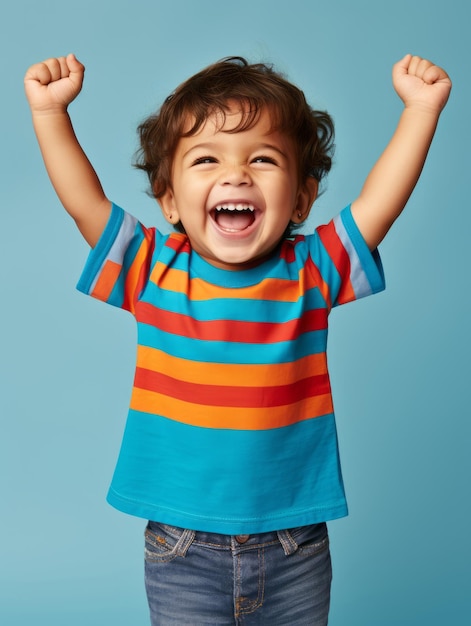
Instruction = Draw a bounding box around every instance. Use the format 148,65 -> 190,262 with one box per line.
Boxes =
174,529 -> 196,557
277,529 -> 298,556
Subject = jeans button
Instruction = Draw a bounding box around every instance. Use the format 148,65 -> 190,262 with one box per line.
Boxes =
235,534 -> 250,544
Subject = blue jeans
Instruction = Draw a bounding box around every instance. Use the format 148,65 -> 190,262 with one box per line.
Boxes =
144,521 -> 332,625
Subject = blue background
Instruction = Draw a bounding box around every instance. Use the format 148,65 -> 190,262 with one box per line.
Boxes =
1,1 -> 469,624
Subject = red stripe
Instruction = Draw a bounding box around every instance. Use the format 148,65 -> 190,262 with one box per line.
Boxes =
135,302 -> 327,343
317,221 -> 355,304
134,367 -> 331,408
165,235 -> 191,254
279,236 -> 304,263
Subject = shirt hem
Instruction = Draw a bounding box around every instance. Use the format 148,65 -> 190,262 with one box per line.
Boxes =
106,489 -> 348,534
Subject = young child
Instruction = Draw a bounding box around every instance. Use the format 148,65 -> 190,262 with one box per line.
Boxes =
24,53 -> 451,625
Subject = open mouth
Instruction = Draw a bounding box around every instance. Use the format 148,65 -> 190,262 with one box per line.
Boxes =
211,203 -> 257,233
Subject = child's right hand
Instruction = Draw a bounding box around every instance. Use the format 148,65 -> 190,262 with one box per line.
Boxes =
24,53 -> 110,247
24,54 -> 84,114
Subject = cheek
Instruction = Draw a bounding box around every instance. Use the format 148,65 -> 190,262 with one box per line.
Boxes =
179,175 -> 210,200
269,187 -> 298,215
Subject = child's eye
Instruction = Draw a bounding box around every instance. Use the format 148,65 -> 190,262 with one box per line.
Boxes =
192,156 -> 217,166
252,155 -> 278,165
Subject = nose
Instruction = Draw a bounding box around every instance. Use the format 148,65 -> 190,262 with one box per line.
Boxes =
219,163 -> 252,186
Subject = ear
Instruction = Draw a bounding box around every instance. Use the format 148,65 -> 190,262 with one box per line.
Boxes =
291,177 -> 319,224
158,188 -> 181,226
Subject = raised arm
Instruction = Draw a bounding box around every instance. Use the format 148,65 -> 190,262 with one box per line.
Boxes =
24,54 -> 111,247
351,54 -> 452,250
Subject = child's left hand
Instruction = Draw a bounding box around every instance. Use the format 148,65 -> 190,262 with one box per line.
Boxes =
393,54 -> 451,114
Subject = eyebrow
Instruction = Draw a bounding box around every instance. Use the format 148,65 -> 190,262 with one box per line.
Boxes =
182,141 -> 290,160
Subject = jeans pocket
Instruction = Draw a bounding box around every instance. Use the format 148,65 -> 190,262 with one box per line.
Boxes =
144,522 -> 195,563
291,523 -> 330,557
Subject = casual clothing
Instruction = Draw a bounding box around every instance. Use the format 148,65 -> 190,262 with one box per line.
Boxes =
77,202 -> 385,534
144,521 -> 332,625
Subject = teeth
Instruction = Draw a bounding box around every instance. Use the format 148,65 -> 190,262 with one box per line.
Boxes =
215,203 -> 255,212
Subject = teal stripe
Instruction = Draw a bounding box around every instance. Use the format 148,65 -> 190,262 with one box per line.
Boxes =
137,324 -> 328,363
140,282 -> 328,322
189,243 -> 307,286
107,410 -> 347,534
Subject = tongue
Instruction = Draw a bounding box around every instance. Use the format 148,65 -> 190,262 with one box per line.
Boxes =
216,210 -> 254,231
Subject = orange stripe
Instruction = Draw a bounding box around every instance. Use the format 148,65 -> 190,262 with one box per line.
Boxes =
122,230 -> 154,313
91,260 -> 121,300
149,263 -> 307,303
136,346 -> 328,386
130,387 -> 333,430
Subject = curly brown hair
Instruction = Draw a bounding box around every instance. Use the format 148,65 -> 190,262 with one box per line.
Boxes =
134,56 -> 335,210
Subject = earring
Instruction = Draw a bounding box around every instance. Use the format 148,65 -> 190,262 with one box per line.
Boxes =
297,212 -> 302,219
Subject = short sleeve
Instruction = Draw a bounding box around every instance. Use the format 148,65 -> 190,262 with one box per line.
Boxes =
310,205 -> 385,309
76,203 -> 158,314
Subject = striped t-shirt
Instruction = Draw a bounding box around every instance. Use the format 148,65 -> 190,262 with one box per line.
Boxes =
77,202 -> 385,533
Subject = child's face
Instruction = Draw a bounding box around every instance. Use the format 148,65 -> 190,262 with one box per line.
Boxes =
159,103 -> 317,270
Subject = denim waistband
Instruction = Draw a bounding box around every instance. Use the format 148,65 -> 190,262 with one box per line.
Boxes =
147,521 -> 327,556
